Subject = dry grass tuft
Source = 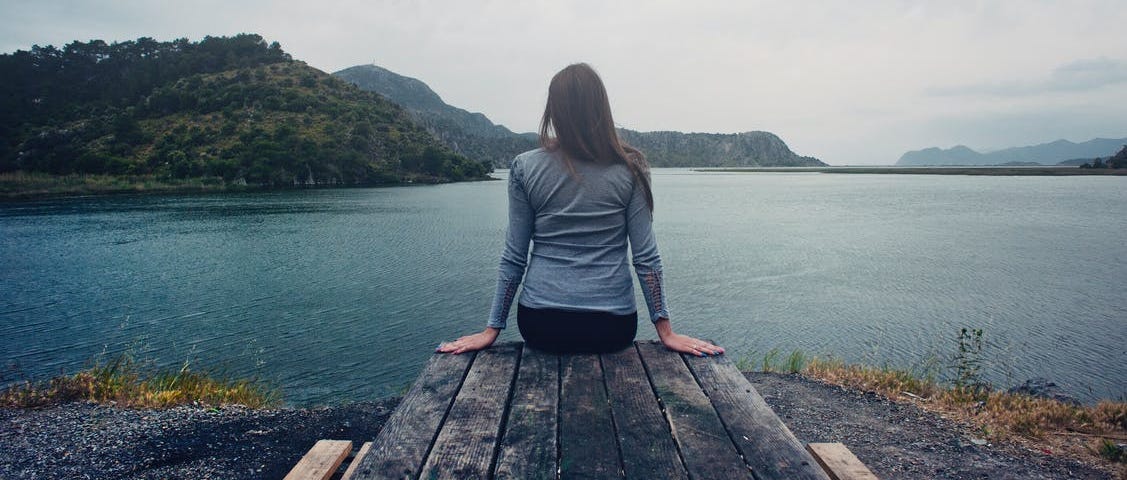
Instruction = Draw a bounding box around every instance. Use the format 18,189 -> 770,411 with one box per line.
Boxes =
1,354 -> 279,409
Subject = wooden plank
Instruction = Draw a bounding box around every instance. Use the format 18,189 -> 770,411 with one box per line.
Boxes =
806,443 -> 879,480
494,345 -> 560,480
340,442 -> 372,480
284,439 -> 352,480
684,352 -> 831,480
420,342 -> 522,479
635,341 -> 749,479
559,353 -> 622,479
601,346 -> 689,480
347,351 -> 476,480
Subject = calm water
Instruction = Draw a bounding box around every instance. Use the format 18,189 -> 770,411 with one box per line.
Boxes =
1,170 -> 1124,405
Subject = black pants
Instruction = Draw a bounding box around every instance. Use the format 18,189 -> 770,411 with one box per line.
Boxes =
517,304 -> 637,354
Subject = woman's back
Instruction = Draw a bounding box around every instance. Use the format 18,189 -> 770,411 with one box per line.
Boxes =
439,62 -> 721,358
511,148 -> 649,315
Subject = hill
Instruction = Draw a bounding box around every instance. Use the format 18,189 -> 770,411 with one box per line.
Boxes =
896,138 -> 1127,166
618,129 -> 824,167
334,64 -> 824,168
334,65 -> 538,168
0,35 -> 489,187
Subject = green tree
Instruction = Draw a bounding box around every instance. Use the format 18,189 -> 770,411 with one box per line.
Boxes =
1108,145 -> 1127,169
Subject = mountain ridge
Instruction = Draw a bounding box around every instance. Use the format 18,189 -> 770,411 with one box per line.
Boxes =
897,137 -> 1127,166
333,64 -> 825,168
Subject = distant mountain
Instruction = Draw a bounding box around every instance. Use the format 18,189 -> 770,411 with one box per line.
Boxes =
897,138 -> 1127,166
334,64 -> 824,167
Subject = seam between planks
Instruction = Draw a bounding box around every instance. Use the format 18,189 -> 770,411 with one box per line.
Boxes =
554,354 -> 563,480
597,352 -> 628,479
677,352 -> 762,480
487,342 -> 525,479
412,350 -> 478,480
633,342 -> 693,480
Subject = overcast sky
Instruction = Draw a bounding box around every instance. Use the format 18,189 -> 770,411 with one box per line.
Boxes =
3,0 -> 1126,165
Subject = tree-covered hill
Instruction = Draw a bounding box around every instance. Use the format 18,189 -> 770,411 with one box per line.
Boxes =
334,64 -> 538,168
0,35 -> 489,187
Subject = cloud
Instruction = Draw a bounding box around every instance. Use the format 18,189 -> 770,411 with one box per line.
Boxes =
927,58 -> 1127,97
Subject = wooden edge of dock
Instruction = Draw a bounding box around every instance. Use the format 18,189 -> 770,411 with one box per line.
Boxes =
287,441 -> 878,480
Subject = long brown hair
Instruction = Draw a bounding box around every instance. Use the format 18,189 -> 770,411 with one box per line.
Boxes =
539,63 -> 654,211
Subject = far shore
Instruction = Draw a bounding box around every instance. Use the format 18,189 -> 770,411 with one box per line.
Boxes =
0,171 -> 496,200
697,166 -> 1127,176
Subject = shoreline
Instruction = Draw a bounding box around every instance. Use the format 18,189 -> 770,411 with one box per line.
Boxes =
0,171 -> 496,201
0,371 -> 1118,479
696,166 -> 1127,175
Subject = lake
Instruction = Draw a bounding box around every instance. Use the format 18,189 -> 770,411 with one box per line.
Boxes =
1,170 -> 1124,405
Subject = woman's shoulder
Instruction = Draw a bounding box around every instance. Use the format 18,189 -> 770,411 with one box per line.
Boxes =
512,148 -> 551,164
510,148 -> 560,175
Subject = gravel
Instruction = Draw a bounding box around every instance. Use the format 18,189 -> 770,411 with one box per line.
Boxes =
0,400 -> 394,479
0,374 -> 1116,479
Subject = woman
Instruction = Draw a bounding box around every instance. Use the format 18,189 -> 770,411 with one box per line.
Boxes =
438,63 -> 723,356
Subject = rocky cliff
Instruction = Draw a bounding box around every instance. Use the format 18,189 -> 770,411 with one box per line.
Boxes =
618,129 -> 825,167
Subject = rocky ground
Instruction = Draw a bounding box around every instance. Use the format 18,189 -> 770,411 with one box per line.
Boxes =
0,373 -> 1116,479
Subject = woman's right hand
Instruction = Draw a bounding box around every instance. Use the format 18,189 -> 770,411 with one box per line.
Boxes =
437,327 -> 500,355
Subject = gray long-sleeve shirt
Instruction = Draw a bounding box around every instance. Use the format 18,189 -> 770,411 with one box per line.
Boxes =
488,148 -> 669,329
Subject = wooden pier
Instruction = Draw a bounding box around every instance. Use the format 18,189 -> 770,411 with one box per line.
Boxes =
286,341 -> 875,480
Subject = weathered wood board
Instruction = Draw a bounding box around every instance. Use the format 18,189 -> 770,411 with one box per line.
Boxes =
685,353 -> 830,479
284,439 -> 352,480
807,443 -> 880,480
347,352 -> 475,479
494,345 -> 560,480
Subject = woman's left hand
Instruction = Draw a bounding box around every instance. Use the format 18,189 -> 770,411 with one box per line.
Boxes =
437,327 -> 500,355
654,318 -> 724,356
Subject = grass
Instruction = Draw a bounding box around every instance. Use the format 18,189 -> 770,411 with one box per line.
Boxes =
1,352 -> 280,409
738,348 -> 1127,473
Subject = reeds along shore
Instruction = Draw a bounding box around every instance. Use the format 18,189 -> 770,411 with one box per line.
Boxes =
1,353 -> 278,409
